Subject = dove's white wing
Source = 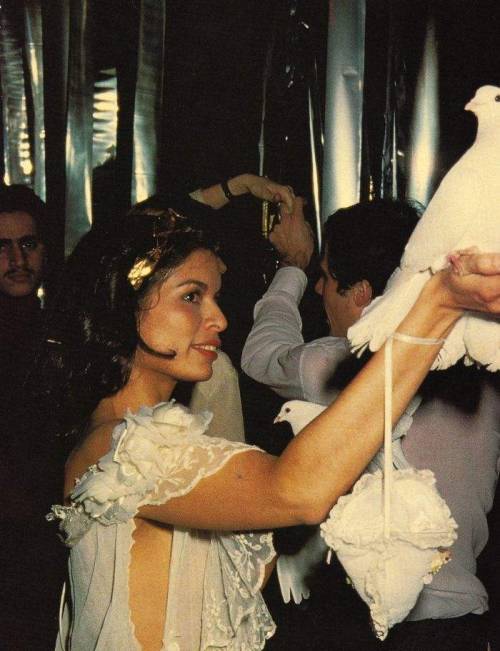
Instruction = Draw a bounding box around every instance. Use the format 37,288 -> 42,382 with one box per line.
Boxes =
431,317 -> 467,370
276,530 -> 328,604
464,315 -> 500,372
402,165 -> 485,273
348,270 -> 430,354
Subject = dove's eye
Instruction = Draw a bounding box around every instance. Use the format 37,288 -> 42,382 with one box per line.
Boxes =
495,95 -> 500,102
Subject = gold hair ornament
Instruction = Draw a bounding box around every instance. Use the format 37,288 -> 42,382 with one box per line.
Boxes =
127,208 -> 190,291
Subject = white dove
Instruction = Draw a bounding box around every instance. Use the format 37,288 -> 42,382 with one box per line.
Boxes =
348,85 -> 500,371
274,399 -> 326,433
272,398 -> 417,606
274,398 -> 419,471
274,400 -> 329,604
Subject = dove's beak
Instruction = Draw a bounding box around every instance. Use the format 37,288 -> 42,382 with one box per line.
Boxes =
464,98 -> 478,112
273,416 -> 281,424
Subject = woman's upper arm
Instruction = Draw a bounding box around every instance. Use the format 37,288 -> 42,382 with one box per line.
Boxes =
64,401 -> 320,532
138,449 -> 306,531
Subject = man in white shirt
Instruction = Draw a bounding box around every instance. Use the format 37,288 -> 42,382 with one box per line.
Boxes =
242,199 -> 498,651
242,197 -> 418,404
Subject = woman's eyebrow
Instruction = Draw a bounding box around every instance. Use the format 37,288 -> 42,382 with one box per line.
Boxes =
175,279 -> 208,290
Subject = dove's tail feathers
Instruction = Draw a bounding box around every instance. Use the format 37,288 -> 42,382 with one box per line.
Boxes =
463,315 -> 500,372
429,318 -> 467,370
348,271 -> 431,354
276,530 -> 327,605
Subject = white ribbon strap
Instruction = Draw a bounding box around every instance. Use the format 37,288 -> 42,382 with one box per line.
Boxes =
383,332 -> 445,539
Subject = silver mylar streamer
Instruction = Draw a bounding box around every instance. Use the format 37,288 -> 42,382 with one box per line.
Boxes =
407,17 -> 439,207
24,0 -> 46,199
308,86 -> 322,250
65,0 -> 93,255
0,6 -> 32,186
380,16 -> 399,201
258,37 -> 274,178
308,54 -> 325,247
258,34 -> 274,239
93,69 -> 118,169
131,0 -> 166,205
321,0 -> 366,220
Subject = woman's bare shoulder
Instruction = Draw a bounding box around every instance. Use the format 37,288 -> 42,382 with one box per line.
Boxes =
64,418 -> 123,499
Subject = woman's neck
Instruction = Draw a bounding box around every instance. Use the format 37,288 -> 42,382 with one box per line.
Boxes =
94,368 -> 176,425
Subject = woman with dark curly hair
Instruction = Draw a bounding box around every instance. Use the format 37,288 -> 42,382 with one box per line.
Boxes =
44,184 -> 500,651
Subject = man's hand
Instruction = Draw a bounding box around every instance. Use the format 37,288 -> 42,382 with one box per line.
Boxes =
269,197 -> 315,271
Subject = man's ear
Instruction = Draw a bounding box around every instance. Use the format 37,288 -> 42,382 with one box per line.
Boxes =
352,280 -> 372,308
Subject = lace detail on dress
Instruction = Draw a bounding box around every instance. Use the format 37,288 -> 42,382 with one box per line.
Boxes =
46,504 -> 94,548
201,532 -> 276,649
48,400 -> 262,546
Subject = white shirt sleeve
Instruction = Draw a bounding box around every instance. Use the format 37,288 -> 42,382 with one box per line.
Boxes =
241,266 -> 350,404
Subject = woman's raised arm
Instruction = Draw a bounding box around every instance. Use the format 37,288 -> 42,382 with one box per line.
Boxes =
138,253 -> 500,531
189,173 -> 295,213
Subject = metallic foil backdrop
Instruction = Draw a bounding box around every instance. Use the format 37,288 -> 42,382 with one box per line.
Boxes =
0,0 -> 498,256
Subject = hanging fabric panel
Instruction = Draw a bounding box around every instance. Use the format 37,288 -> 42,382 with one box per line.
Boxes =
0,4 -> 32,186
24,0 -> 45,199
379,4 -> 400,200
407,16 -> 439,207
308,84 -> 322,249
93,70 -> 118,170
64,0 -> 93,255
321,0 -> 366,220
131,0 -> 166,205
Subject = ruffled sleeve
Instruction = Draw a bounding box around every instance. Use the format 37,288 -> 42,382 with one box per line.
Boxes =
49,400 -> 263,546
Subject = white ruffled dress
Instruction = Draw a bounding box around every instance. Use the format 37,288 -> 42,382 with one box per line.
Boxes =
48,401 -> 276,651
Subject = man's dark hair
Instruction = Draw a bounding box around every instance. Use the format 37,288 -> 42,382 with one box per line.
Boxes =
323,199 -> 422,297
0,184 -> 47,241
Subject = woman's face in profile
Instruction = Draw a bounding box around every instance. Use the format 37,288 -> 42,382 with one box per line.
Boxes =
135,248 -> 228,385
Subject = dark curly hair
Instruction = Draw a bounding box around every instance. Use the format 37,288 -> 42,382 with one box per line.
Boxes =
0,183 -> 47,241
31,196 -> 219,443
323,199 -> 422,297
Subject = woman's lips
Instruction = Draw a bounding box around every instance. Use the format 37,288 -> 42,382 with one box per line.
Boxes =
191,343 -> 219,360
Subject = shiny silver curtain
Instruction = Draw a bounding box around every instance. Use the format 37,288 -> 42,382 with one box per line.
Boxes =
378,3 -> 440,207
308,56 -> 324,249
407,16 -> 439,206
0,4 -> 32,186
65,0 -> 93,254
257,2 -> 326,246
0,1 -> 451,254
321,0 -> 366,220
379,5 -> 400,200
131,0 -> 166,204
24,0 -> 45,199
92,70 -> 118,171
